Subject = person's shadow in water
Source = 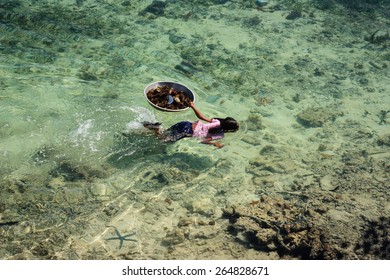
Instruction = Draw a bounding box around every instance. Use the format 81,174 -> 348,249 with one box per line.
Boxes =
106,131 -> 215,172
106,131 -> 168,169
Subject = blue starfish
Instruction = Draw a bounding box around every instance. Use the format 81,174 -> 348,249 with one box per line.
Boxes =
105,226 -> 137,249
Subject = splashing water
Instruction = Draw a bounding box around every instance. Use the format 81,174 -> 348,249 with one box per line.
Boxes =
123,106 -> 158,133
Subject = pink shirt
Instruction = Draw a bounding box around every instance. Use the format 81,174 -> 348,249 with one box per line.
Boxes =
192,119 -> 224,140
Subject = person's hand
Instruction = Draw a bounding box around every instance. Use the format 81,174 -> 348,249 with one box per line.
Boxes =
213,142 -> 224,148
189,101 -> 195,108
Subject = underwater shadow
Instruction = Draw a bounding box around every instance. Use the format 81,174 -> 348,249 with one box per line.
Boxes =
106,132 -> 169,169
162,152 -> 215,172
106,132 -> 216,172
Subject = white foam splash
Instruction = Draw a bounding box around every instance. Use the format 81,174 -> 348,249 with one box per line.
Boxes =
129,106 -> 157,123
69,119 -> 94,140
123,106 -> 157,133
69,119 -> 101,152
67,106 -> 156,154
125,121 -> 143,130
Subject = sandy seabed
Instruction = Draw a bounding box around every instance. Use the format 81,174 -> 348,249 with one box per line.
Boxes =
0,0 -> 389,259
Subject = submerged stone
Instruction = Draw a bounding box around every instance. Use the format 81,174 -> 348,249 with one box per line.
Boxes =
49,163 -> 85,181
139,1 -> 167,17
377,134 -> 390,146
255,0 -> 268,7
206,95 -> 220,103
31,145 -> 56,164
286,10 -> 302,20
213,0 -> 230,5
297,107 -> 343,127
49,162 -> 109,182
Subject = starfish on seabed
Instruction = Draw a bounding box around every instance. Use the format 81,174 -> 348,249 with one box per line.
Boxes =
105,226 -> 137,249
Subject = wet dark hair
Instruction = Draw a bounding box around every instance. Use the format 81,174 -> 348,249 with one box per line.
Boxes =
214,117 -> 239,132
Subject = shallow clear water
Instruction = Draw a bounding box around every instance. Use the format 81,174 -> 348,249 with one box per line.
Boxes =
1,0 -> 389,260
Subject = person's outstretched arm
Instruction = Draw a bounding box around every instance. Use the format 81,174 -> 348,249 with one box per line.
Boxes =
189,102 -> 212,123
202,138 -> 224,148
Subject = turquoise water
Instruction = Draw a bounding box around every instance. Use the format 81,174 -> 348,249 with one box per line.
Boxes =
1,0 -> 389,259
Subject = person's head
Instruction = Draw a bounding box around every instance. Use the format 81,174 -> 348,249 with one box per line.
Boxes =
216,117 -> 239,133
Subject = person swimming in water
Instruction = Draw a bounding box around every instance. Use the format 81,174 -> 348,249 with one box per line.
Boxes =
143,101 -> 239,148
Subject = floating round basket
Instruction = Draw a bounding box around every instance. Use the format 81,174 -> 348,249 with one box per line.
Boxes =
144,81 -> 196,112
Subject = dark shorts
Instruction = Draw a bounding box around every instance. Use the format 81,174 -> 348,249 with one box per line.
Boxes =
161,121 -> 193,142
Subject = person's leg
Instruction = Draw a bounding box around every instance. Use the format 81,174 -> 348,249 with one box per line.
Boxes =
143,122 -> 162,135
161,121 -> 193,142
